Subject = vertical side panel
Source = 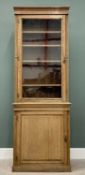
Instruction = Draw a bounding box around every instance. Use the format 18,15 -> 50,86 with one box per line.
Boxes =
65,15 -> 69,101
61,15 -> 67,100
67,110 -> 70,165
63,109 -> 70,165
17,17 -> 22,100
13,113 -> 21,165
14,16 -> 18,101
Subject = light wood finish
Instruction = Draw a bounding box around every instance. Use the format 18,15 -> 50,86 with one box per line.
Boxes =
13,7 -> 70,172
48,114 -> 64,160
23,60 -> 61,63
13,105 -> 70,171
22,84 -> 61,87
13,162 -> 71,172
21,114 -> 48,160
19,14 -> 64,19
14,7 -> 69,15
18,112 -> 65,161
65,15 -> 69,100
61,15 -> 66,100
13,102 -> 71,111
3,160 -> 85,173
15,17 -> 22,100
14,16 -> 19,101
23,30 -> 61,34
22,44 -> 61,47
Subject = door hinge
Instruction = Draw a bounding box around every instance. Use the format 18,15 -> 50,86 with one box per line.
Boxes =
63,56 -> 68,64
15,56 -> 19,61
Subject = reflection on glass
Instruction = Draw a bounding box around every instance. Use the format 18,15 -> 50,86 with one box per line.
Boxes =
23,47 -> 61,61
22,65 -> 61,85
22,18 -> 62,98
23,33 -> 61,45
23,86 -> 61,98
23,19 -> 61,32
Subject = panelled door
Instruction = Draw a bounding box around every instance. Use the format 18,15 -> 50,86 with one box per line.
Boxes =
15,110 -> 68,163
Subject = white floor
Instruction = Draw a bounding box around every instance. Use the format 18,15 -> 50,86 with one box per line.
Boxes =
0,160 -> 85,175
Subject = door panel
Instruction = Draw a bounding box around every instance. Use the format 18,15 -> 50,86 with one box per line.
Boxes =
20,115 -> 48,160
15,111 -> 67,162
48,115 -> 64,160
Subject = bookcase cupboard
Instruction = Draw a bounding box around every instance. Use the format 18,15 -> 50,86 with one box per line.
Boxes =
13,7 -> 71,172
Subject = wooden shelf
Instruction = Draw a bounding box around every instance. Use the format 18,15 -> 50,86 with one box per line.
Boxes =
23,60 -> 61,63
22,84 -> 61,87
22,60 -> 61,68
22,44 -> 61,47
22,30 -> 61,34
22,60 -> 61,67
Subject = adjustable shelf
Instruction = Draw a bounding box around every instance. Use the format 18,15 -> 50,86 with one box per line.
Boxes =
22,60 -> 61,63
22,60 -> 61,67
22,84 -> 61,87
22,44 -> 61,47
23,30 -> 61,34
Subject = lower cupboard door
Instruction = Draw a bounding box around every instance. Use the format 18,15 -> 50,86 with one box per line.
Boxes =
15,112 -> 66,163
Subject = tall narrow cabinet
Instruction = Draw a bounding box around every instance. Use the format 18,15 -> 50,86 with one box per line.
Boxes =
13,7 -> 71,172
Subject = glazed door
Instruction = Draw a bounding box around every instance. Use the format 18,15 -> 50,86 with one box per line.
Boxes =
16,15 -> 66,100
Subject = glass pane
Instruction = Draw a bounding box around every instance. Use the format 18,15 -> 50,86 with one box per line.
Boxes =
22,18 -> 62,98
23,33 -> 61,45
23,86 -> 61,98
22,65 -> 61,85
23,19 -> 61,31
23,47 -> 61,61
